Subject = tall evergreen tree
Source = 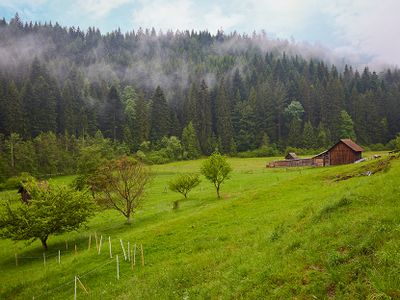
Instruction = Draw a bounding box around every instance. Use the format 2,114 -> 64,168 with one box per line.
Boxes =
150,86 -> 170,144
104,85 -> 124,141
215,80 -> 233,153
182,121 -> 201,159
339,110 -> 356,140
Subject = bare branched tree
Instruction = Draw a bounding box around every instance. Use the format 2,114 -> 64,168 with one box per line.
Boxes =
89,156 -> 151,224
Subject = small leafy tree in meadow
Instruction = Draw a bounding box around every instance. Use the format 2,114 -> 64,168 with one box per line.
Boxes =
88,156 -> 151,224
201,152 -> 232,199
168,173 -> 200,209
0,179 -> 93,250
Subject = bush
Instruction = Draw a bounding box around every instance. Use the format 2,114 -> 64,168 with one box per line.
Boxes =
235,144 -> 279,158
0,172 -> 34,191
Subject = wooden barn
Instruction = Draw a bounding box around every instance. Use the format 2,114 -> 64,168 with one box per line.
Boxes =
267,139 -> 364,168
313,139 -> 363,166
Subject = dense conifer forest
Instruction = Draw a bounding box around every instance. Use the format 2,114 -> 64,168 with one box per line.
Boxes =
1,14 -> 400,179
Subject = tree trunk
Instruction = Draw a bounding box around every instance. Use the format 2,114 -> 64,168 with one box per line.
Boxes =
41,237 -> 48,251
216,185 -> 220,199
126,214 -> 132,224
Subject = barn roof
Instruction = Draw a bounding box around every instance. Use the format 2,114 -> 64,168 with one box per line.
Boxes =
312,150 -> 328,158
338,139 -> 364,152
285,152 -> 299,160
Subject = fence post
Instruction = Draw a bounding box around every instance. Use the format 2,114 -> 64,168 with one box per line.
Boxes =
120,239 -> 127,261
116,255 -> 120,280
127,242 -> 130,262
58,250 -> 61,264
74,276 -> 77,300
109,236 -> 112,258
133,244 -> 136,266
98,235 -> 103,255
131,248 -> 134,271
88,234 -> 91,250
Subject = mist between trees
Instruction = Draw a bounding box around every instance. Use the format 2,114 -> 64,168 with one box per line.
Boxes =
1,13 -> 400,182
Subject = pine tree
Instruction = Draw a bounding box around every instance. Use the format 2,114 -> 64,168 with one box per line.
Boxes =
302,120 -> 315,149
4,81 -> 23,135
216,80 -> 233,153
150,86 -> 170,144
196,80 -> 213,154
339,110 -> 356,140
181,121 -> 201,159
122,86 -> 138,150
134,92 -> 150,145
104,85 -> 124,142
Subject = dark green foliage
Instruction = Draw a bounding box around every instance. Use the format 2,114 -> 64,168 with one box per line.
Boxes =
0,180 -> 93,250
150,86 -> 170,144
0,18 -> 399,164
216,80 -> 233,153
182,122 -> 201,159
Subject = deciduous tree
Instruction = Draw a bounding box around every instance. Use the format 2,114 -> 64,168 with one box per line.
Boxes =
201,152 -> 232,199
89,156 -> 151,224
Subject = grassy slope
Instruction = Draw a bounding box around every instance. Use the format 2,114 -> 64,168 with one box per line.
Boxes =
0,154 -> 399,299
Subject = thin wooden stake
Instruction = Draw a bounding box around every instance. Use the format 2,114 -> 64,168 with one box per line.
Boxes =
88,234 -> 91,250
77,277 -> 89,294
74,243 -> 77,255
141,244 -> 144,266
98,235 -> 103,255
15,253 -> 18,266
109,236 -> 112,258
95,232 -> 98,251
116,255 -> 120,280
130,249 -> 134,271
43,252 -> 46,267
58,250 -> 61,264
127,242 -> 130,262
120,239 -> 127,261
133,244 -> 136,266
74,276 -> 77,300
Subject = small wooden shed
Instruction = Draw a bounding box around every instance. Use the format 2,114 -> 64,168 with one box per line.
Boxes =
285,152 -> 298,160
313,139 -> 363,166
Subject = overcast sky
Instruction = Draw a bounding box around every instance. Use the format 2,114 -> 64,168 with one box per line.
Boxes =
0,0 -> 399,68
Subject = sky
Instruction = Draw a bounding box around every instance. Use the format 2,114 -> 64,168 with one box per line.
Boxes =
0,0 -> 399,68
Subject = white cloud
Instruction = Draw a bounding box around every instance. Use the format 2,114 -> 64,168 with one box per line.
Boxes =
324,0 -> 400,67
132,0 -> 242,33
78,0 -> 131,18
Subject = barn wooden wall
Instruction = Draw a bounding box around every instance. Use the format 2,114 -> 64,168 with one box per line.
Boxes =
329,143 -> 361,165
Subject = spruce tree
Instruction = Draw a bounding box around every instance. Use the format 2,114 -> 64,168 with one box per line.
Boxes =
150,86 -> 170,144
339,110 -> 356,140
216,80 -> 233,153
182,122 -> 201,159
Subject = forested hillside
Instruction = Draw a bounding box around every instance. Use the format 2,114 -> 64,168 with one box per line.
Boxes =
1,14 -> 400,177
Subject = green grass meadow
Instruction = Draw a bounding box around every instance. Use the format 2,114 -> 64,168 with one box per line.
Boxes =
0,153 -> 399,299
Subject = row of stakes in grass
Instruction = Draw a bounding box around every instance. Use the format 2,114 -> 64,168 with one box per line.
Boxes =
14,233 -> 145,271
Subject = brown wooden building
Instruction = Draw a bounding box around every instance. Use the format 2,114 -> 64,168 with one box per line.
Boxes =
268,139 -> 364,168
312,139 -> 363,166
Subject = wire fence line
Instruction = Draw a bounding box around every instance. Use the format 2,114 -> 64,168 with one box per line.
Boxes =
7,235 -> 146,299
32,252 -> 142,300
